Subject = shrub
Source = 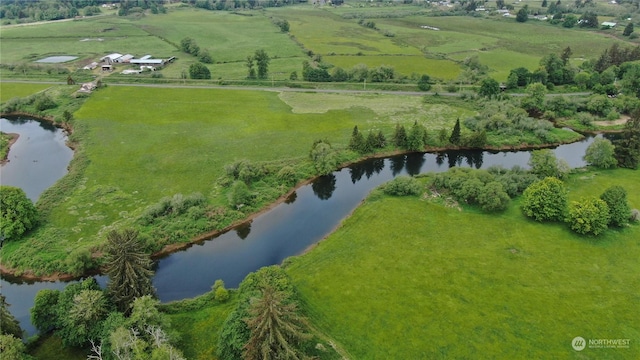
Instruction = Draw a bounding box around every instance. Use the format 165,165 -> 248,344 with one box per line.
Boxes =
229,181 -> 252,208
567,198 -> 610,236
0,186 -> 38,240
584,138 -> 617,169
383,176 -> 422,196
477,182 -> 510,212
600,186 -> 631,227
521,177 -> 568,222
34,94 -> 57,111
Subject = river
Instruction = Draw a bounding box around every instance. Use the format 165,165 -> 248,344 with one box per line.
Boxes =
0,116 -> 598,336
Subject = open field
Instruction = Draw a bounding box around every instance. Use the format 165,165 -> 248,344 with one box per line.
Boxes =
0,85 -> 473,274
1,5 -> 636,83
286,168 -> 640,359
0,83 -> 51,102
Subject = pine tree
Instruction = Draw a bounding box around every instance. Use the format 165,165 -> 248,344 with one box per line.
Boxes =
105,229 -> 156,313
392,124 -> 408,148
449,118 -> 461,145
348,125 -> 366,153
407,121 -> 426,151
243,286 -> 310,360
623,22 -> 634,36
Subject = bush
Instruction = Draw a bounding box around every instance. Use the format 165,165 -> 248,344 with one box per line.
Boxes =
229,181 -> 252,208
34,94 -> 57,111
584,138 -> 617,169
0,186 -> 38,240
567,198 -> 610,236
600,186 -> 631,227
383,176 -> 422,196
521,177 -> 568,222
477,182 -> 510,212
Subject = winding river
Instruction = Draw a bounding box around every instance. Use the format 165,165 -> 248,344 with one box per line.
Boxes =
0,116 -> 598,336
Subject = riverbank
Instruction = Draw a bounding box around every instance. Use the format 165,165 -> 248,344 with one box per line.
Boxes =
0,132 -> 19,164
0,132 -> 591,282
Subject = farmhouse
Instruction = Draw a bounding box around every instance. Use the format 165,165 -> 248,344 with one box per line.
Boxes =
601,21 -> 617,28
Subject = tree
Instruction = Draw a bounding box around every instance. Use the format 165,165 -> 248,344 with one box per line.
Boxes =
579,12 -> 598,28
254,49 -> 270,79
528,149 -> 570,179
567,198 -> 610,236
30,289 -> 60,334
614,111 -> 640,169
623,22 -> 634,36
348,126 -> 366,153
478,181 -> 510,212
243,285 -> 310,360
417,74 -> 431,91
520,82 -> 547,117
188,62 -> 211,79
478,78 -> 500,98
0,186 -> 38,241
0,295 -> 22,339
198,49 -> 214,64
0,334 -> 31,360
310,140 -> 337,176
561,46 -> 572,65
516,5 -> 528,22
246,56 -> 256,79
584,138 -> 617,168
521,177 -> 568,222
563,15 -> 577,28
105,229 -> 156,313
600,186 -> 631,227
63,290 -> 110,347
449,118 -> 461,145
407,121 -> 426,151
180,37 -> 199,55
392,124 -> 408,148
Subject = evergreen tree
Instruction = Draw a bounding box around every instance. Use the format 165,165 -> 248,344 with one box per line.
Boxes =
393,124 -> 408,148
623,22 -> 634,36
365,131 -> 378,153
449,118 -> 461,145
613,110 -> 640,169
516,5 -> 529,22
407,121 -> 426,151
375,130 -> 386,148
348,126 -> 366,153
243,286 -> 310,360
0,295 -> 22,339
105,229 -> 156,313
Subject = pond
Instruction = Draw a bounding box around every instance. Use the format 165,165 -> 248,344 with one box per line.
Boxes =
0,116 -> 598,336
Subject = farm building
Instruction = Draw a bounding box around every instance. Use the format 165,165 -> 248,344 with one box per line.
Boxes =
601,21 -> 617,28
100,53 -> 123,64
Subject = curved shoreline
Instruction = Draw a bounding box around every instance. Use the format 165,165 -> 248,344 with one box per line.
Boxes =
1,132 -> 20,165
0,128 -> 589,282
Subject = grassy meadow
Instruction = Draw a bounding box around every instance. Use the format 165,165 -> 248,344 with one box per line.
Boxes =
0,4 -> 636,83
286,168 -> 640,359
0,85 -> 474,274
0,83 -> 51,102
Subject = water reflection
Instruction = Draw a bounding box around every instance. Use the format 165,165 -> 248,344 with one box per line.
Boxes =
235,221 -> 252,240
284,191 -> 297,204
311,174 -> 336,200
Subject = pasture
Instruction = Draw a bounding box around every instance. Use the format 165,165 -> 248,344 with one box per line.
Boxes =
0,83 -> 51,102
286,168 -> 640,359
0,85 -> 470,274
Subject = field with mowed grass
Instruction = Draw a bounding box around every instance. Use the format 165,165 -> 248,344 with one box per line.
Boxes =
286,168 -> 640,359
0,83 -> 52,102
0,85 -> 471,275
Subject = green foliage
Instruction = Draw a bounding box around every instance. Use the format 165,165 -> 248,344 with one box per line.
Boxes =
478,78 -> 500,99
105,229 -> 156,313
62,289 -> 110,347
189,62 -> 211,79
0,334 -> 32,360
392,123 -> 408,148
477,181 -> 511,212
521,177 -> 568,222
0,295 -> 22,339
348,125 -> 366,153
180,37 -> 200,56
31,289 -> 60,333
449,118 -> 461,145
243,285 -> 311,360
417,74 -> 431,91
0,186 -> 38,241
528,149 -> 570,180
254,49 -> 270,80
516,6 -> 529,23
310,140 -> 337,176
584,138 -> 617,169
567,198 -> 610,236
214,280 -> 230,302
198,49 -> 214,64
383,176 -> 422,196
407,121 -> 427,151
623,23 -> 634,37
614,111 -> 640,169
600,186 -> 631,227
229,181 -> 253,209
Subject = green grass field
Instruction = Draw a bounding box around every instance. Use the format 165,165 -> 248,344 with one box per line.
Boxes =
286,168 -> 640,359
0,85 -> 472,274
0,83 -> 51,102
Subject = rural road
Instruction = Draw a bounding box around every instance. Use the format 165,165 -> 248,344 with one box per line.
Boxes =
1,80 -> 592,98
